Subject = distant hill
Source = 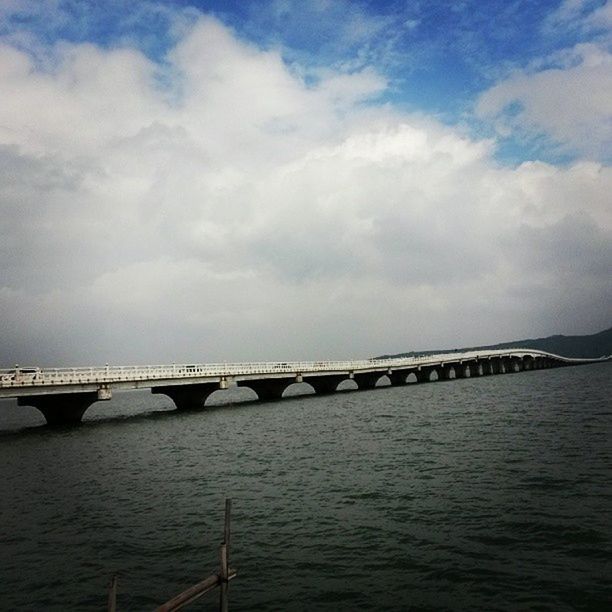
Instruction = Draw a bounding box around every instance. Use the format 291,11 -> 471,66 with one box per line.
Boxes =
379,326 -> 612,360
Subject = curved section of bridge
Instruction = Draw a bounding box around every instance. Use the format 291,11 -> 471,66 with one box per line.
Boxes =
0,349 -> 607,426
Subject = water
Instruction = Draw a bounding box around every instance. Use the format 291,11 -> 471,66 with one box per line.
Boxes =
1,363 -> 611,611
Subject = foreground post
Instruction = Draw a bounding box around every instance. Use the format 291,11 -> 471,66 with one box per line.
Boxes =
155,498 -> 236,612
107,575 -> 117,612
219,498 -> 232,612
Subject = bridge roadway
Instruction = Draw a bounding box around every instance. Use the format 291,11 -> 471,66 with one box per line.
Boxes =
0,349 -> 606,426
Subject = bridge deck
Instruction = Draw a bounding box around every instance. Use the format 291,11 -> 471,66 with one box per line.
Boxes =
0,348 -> 601,395
0,349 -> 607,425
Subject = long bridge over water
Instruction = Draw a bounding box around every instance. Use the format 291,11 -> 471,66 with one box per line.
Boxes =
0,349 -> 607,426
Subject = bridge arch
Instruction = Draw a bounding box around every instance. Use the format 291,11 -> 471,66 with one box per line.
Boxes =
282,382 -> 315,397
377,375 -> 392,386
337,379 -> 358,391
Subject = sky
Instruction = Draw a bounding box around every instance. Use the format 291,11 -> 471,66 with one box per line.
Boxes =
0,0 -> 610,366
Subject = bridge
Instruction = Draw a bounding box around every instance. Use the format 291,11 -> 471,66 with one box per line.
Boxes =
0,349 -> 607,426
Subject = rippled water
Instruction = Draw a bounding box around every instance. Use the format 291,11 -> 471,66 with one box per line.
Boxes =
0,362 -> 611,611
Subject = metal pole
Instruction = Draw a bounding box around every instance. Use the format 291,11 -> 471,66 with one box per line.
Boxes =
107,574 -> 117,612
220,498 -> 231,612
224,498 -> 231,553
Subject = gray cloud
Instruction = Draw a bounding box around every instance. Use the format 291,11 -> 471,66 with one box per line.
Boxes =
0,16 -> 610,366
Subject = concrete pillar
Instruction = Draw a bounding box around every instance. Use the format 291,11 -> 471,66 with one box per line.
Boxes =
467,362 -> 480,377
152,383 -> 220,411
353,372 -> 381,390
415,367 -> 434,383
438,366 -> 454,380
237,378 -> 294,401
304,374 -> 347,394
490,358 -> 501,374
388,370 -> 410,386
18,391 -> 104,426
453,364 -> 467,378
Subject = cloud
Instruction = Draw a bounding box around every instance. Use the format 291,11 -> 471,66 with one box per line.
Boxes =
480,1 -> 612,161
476,43 -> 612,160
0,14 -> 610,365
543,0 -> 612,34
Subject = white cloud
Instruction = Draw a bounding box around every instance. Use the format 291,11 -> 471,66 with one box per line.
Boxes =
588,1 -> 612,29
0,15 -> 610,365
476,43 -> 612,160
544,0 -> 612,32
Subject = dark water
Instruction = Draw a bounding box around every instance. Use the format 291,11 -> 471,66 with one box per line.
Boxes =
1,363 -> 611,611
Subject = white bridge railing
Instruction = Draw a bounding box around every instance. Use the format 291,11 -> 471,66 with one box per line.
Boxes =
0,348 -> 590,389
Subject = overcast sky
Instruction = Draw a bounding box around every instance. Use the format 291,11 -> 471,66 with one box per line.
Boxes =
0,0 -> 610,366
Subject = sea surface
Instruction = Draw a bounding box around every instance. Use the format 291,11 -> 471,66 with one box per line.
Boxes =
0,362 -> 610,611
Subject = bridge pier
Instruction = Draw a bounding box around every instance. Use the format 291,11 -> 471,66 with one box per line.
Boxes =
304,374 -> 347,394
18,391 -> 106,426
389,370 -> 411,386
415,367 -> 434,382
237,378 -> 294,401
438,365 -> 454,380
467,362 -> 481,377
152,383 -> 221,411
453,364 -> 467,378
353,372 -> 381,390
